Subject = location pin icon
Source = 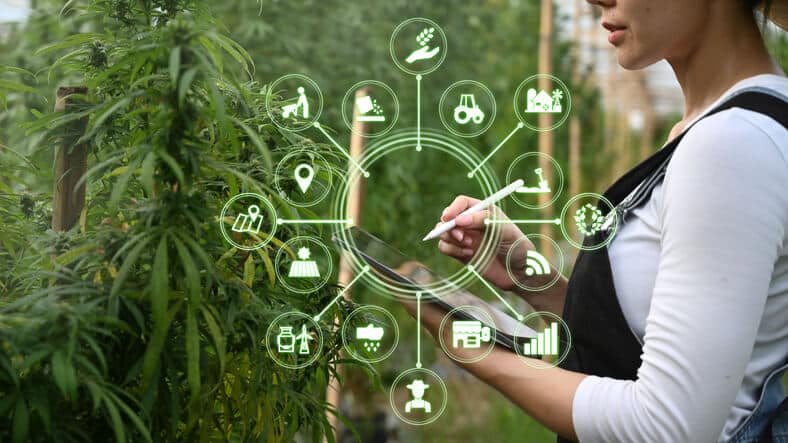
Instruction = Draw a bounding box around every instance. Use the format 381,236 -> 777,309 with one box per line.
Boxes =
247,204 -> 260,222
294,163 -> 315,194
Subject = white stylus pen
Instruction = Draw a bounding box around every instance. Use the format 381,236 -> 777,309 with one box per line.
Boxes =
422,179 -> 525,241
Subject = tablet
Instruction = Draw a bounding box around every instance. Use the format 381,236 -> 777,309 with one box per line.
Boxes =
332,226 -> 538,354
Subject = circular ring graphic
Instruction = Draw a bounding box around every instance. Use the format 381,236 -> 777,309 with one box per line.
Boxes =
341,305 -> 400,363
265,74 -> 323,132
514,311 -> 572,369
332,128 -> 502,300
273,150 -> 333,207
341,80 -> 400,138
265,311 -> 324,369
438,80 -> 496,138
219,193 -> 278,251
438,305 -> 497,363
389,367 -> 448,425
505,152 -> 564,209
506,234 -> 564,292
274,236 -> 333,294
560,192 -> 618,251
390,18 -> 447,76
513,74 -> 572,132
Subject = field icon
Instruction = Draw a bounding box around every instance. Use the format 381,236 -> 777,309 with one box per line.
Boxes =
524,250 -> 551,277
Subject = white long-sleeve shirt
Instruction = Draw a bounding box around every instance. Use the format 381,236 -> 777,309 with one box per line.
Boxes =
573,74 -> 788,442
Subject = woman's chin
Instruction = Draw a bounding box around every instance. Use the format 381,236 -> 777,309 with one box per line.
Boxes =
615,50 -> 658,71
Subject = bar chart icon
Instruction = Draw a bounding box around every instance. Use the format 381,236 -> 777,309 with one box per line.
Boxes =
521,322 -> 559,356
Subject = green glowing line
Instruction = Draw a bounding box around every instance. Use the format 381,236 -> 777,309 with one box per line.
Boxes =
416,291 -> 422,368
416,75 -> 422,151
314,266 -> 369,321
313,122 -> 370,177
277,218 -> 353,225
467,265 -> 524,321
467,122 -> 524,178
484,218 -> 561,225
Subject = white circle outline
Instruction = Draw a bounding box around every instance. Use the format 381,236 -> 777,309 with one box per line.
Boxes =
274,236 -> 334,294
559,192 -> 618,251
513,74 -> 572,132
273,150 -> 333,207
514,311 -> 572,369
437,305 -> 497,363
341,80 -> 400,138
438,80 -> 497,138
505,151 -> 564,209
219,192 -> 278,251
265,311 -> 324,370
505,234 -> 565,292
265,73 -> 323,132
331,128 -> 502,300
341,305 -> 400,363
389,367 -> 448,425
389,17 -> 448,76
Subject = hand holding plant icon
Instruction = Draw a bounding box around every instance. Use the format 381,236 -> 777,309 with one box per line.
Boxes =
406,27 -> 440,63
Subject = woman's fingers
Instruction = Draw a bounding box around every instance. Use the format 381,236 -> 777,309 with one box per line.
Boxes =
454,210 -> 488,229
441,195 -> 482,222
438,239 -> 474,260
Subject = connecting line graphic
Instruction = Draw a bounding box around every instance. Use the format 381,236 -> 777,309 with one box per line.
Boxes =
416,74 -> 423,151
416,291 -> 422,368
313,122 -> 370,178
466,122 -> 525,178
313,266 -> 369,321
483,218 -> 561,226
277,218 -> 354,225
467,264 -> 524,322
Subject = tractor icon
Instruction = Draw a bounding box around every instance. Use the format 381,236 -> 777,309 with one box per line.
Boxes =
453,93 -> 484,125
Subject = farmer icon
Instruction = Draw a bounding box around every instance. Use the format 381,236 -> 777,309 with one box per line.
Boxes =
281,86 -> 309,119
405,379 -> 432,414
231,204 -> 263,234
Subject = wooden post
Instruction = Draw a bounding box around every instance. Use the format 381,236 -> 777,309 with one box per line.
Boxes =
538,0 -> 555,254
325,88 -> 368,443
52,86 -> 89,233
568,0 -> 583,241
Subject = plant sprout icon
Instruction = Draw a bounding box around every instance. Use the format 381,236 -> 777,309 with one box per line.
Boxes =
405,27 -> 440,63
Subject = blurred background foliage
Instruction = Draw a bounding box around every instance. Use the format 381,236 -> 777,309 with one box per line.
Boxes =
1,0 -> 787,442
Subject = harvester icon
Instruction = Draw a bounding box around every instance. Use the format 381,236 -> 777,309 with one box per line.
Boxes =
453,93 -> 485,125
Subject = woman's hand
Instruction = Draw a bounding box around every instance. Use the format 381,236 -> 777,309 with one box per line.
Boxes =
436,195 -> 533,292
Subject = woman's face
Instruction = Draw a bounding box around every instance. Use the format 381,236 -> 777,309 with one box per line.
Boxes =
586,0 -> 711,69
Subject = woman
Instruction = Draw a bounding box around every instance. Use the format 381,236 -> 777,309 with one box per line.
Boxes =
411,0 -> 788,441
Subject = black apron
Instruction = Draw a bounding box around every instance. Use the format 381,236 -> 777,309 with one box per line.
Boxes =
557,90 -> 788,443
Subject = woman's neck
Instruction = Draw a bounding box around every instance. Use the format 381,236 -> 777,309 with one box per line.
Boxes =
667,5 -> 783,124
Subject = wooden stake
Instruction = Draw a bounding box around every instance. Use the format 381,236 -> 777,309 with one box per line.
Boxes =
52,86 -> 88,233
325,87 -> 368,443
538,0 -> 555,255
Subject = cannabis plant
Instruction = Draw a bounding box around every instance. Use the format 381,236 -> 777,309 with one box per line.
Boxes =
0,1 -> 354,441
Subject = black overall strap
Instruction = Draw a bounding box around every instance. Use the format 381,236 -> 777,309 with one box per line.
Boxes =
611,90 -> 788,217
557,89 -> 787,443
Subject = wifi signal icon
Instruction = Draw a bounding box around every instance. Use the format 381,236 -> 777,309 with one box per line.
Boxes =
524,250 -> 551,277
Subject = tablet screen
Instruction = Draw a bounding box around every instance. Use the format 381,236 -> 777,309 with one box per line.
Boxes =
334,226 -> 536,340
